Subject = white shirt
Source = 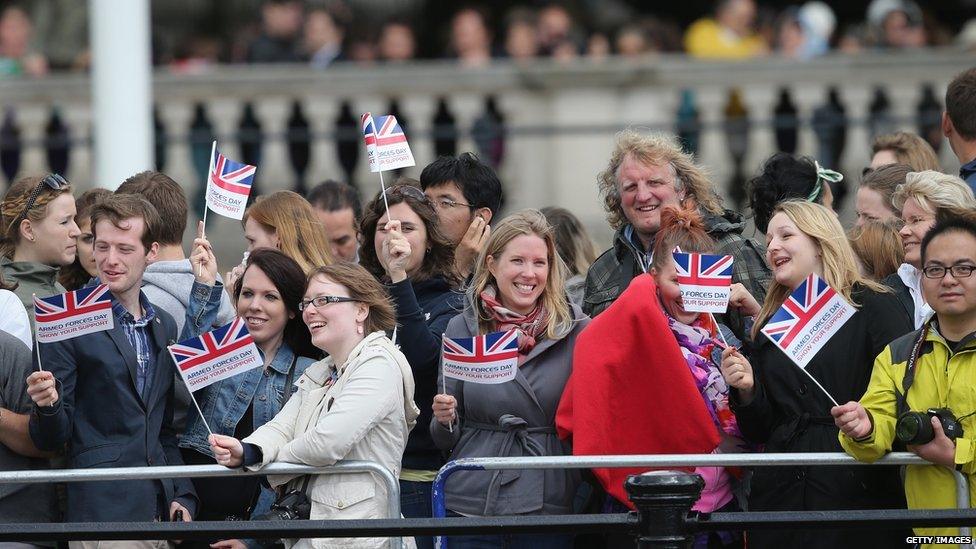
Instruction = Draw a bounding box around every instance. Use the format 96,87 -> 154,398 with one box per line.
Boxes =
898,263 -> 934,329
0,289 -> 31,349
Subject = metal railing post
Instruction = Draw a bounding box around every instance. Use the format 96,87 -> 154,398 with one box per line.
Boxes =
952,471 -> 971,539
626,471 -> 703,549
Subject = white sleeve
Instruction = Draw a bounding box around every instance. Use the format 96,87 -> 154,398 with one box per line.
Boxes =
0,291 -> 32,350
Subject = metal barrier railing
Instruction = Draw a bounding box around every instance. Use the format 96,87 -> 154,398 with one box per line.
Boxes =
432,452 -> 972,547
0,460 -> 403,549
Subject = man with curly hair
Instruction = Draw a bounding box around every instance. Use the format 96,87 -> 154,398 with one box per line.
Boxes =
582,130 -> 770,339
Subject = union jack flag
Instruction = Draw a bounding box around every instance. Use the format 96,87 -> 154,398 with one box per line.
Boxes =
34,284 -> 115,342
169,318 -> 256,373
362,112 -> 377,147
442,330 -> 519,364
672,252 -> 733,287
371,115 -> 408,147
762,274 -> 841,349
209,148 -> 256,197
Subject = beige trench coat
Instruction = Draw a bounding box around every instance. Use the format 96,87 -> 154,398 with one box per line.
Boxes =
244,331 -> 420,549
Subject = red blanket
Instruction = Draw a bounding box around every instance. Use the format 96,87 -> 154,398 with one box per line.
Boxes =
556,274 -> 720,509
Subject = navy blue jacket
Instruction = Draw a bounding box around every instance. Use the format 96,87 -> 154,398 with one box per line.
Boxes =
28,303 -> 197,522
387,276 -> 463,471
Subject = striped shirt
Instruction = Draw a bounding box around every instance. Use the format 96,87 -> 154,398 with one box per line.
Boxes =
112,293 -> 158,397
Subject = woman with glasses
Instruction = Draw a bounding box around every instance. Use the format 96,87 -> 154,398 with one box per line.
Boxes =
358,179 -> 462,548
718,201 -> 910,549
178,240 -> 318,549
887,171 -> 976,328
209,262 -> 420,549
59,187 -> 111,291
0,173 -> 79,324
430,209 -> 589,549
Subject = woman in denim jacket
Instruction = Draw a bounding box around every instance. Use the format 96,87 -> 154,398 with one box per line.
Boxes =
181,241 -> 320,549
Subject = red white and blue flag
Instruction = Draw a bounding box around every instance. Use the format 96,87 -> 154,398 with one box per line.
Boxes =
672,251 -> 733,313
442,329 -> 519,384
761,273 -> 855,368
168,318 -> 262,392
361,112 -> 415,173
33,284 -> 114,343
206,146 -> 257,220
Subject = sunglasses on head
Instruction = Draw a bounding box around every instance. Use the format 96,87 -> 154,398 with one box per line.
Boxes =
10,173 -> 68,230
382,184 -> 429,204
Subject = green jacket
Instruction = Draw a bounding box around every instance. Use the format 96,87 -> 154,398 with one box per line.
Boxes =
582,209 -> 771,340
0,256 -> 66,328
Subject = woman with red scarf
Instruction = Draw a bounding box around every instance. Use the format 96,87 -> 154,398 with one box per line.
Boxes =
648,207 -> 754,549
430,209 -> 589,549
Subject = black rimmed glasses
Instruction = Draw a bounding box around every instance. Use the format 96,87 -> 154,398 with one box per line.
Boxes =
11,173 -> 68,228
922,265 -> 976,279
299,295 -> 358,311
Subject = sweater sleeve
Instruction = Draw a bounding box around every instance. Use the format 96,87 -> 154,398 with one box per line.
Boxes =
388,280 -> 452,392
728,354 -> 776,444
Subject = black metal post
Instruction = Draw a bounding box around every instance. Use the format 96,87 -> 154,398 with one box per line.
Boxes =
626,470 -> 704,548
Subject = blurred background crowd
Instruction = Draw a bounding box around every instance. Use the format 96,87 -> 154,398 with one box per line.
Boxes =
3,0 -> 976,77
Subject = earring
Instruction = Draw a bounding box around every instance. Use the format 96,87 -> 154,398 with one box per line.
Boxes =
356,322 -> 364,335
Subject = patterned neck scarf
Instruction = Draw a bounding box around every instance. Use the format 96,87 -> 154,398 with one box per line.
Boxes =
479,284 -> 549,354
665,310 -> 743,440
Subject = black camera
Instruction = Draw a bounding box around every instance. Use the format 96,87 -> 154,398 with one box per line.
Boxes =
895,408 -> 964,445
251,489 -> 311,521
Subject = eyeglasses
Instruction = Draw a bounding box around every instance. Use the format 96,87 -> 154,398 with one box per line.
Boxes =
431,196 -> 473,211
299,295 -> 358,311
10,173 -> 67,230
922,265 -> 976,279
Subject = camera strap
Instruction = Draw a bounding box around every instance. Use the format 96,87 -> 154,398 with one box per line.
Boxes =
897,324 -> 930,418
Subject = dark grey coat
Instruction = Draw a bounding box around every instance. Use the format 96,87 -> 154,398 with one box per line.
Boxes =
430,303 -> 589,516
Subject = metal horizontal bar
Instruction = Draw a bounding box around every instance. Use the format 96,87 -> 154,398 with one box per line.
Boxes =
0,460 -> 380,484
0,515 -> 635,542
695,508 -> 976,530
441,452 -> 927,470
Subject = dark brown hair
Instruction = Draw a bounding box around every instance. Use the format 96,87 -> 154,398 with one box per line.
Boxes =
307,262 -> 397,334
234,248 -> 321,360
116,171 -> 188,246
59,188 -> 112,290
358,178 -> 458,284
946,68 -> 976,141
89,193 -> 162,252
540,206 -> 597,277
651,207 -> 717,271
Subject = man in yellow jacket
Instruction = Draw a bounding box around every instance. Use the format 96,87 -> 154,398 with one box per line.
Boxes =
832,215 -> 976,547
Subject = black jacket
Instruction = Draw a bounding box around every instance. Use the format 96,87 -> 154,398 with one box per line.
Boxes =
387,276 -> 464,471
582,209 -> 771,340
884,271 -> 915,325
730,284 -> 912,548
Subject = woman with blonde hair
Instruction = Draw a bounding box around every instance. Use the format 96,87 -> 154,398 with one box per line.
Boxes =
230,191 -> 335,286
719,200 -> 910,549
888,170 -> 976,327
848,220 -> 904,281
0,174 -> 79,322
430,209 -> 589,549
540,206 -> 597,308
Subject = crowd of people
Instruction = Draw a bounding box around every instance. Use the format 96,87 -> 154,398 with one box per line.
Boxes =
2,61 -> 976,549
4,0 -> 976,76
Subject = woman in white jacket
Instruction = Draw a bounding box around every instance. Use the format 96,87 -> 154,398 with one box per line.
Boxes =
210,262 -> 420,549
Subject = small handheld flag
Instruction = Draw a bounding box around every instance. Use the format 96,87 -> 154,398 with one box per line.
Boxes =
204,145 -> 256,221
34,284 -> 114,343
672,251 -> 733,313
442,330 -> 519,384
361,112 -> 415,173
760,273 -> 854,406
168,318 -> 262,393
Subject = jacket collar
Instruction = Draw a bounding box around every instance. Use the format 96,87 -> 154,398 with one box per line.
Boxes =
0,255 -> 61,286
264,343 -> 296,375
302,331 -> 386,385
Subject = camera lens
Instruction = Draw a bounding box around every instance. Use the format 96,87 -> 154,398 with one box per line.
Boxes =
896,411 -> 933,445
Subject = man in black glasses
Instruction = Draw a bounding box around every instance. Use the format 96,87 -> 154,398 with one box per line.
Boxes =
420,153 -> 503,278
834,214 -> 976,542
